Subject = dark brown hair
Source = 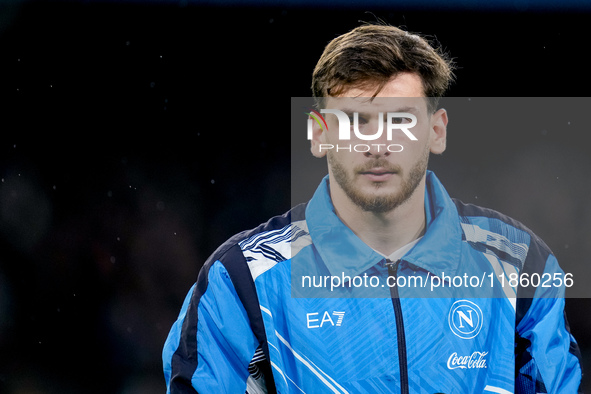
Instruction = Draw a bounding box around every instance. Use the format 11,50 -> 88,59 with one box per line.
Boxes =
312,24 -> 454,113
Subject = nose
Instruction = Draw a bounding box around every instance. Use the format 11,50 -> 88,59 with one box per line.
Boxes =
360,117 -> 390,157
363,146 -> 391,158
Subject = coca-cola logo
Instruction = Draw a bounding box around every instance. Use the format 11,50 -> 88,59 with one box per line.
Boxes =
446,351 -> 488,370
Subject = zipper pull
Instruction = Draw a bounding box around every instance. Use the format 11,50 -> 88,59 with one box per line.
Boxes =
385,259 -> 400,274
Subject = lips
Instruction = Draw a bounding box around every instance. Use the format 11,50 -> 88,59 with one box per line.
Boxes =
361,167 -> 395,176
359,167 -> 396,181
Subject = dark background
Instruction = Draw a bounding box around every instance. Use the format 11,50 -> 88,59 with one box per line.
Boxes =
0,1 -> 590,392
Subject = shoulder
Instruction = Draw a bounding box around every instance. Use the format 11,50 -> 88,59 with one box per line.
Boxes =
453,199 -> 533,233
192,203 -> 307,337
452,198 -> 553,260
452,199 -> 560,320
199,202 -> 307,279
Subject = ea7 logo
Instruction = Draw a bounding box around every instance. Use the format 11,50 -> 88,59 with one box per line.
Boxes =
306,311 -> 346,329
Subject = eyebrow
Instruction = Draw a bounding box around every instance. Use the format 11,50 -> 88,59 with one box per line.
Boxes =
393,106 -> 420,114
336,105 -> 420,116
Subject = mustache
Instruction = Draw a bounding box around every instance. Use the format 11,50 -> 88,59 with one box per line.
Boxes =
355,159 -> 401,173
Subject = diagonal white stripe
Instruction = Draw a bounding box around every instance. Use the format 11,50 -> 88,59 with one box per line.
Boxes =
270,361 -> 306,393
260,305 -> 273,317
299,351 -> 350,394
270,361 -> 288,386
484,385 -> 512,394
275,331 -> 348,394
267,341 -> 280,354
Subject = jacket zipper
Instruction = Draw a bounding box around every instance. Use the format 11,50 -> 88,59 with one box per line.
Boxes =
386,259 -> 409,394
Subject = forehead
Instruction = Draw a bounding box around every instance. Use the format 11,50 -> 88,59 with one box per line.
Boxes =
344,72 -> 425,98
325,72 -> 428,113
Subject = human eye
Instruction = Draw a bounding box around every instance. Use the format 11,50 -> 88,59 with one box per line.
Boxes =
348,113 -> 369,126
391,116 -> 413,124
356,115 -> 369,124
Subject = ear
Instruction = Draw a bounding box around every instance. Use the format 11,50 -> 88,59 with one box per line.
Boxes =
310,115 -> 328,158
429,108 -> 448,154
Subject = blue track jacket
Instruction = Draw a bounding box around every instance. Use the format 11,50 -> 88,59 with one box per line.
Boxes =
163,171 -> 582,393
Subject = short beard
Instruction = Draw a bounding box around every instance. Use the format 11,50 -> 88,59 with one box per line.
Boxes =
328,147 -> 429,213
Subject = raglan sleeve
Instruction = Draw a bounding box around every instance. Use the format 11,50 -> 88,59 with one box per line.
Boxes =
515,250 -> 583,393
162,253 -> 263,393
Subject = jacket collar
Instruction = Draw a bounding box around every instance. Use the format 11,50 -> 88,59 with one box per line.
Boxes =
305,171 -> 462,279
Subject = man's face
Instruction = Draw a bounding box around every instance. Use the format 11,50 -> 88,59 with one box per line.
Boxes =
310,72 -> 448,213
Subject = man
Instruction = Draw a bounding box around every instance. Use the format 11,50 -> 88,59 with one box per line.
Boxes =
163,24 -> 583,393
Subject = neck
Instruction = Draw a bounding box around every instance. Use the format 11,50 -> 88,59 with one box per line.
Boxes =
329,177 -> 427,256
